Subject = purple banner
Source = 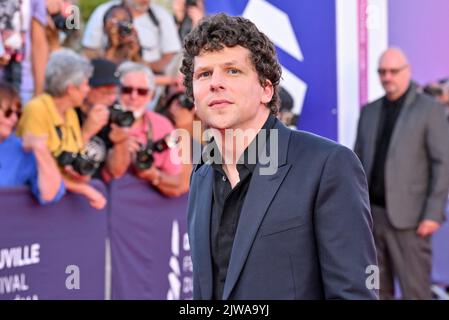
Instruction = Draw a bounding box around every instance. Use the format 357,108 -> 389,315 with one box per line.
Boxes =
432,210 -> 449,285
0,182 -> 107,300
108,174 -> 192,300
388,0 -> 449,84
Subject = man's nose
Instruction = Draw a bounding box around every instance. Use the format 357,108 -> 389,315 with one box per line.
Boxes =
209,70 -> 225,91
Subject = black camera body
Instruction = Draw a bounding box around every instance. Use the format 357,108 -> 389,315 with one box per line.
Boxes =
117,21 -> 133,37
109,103 -> 135,127
56,151 -> 99,176
3,52 -> 22,91
178,93 -> 194,110
423,85 -> 444,98
134,136 -> 174,171
51,13 -> 70,31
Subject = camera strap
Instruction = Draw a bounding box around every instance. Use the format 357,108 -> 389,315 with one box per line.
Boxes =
43,97 -> 83,156
144,112 -> 154,144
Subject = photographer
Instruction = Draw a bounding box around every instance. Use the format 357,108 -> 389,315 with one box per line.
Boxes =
83,0 -> 181,75
102,4 -> 143,64
172,0 -> 205,41
17,49 -> 106,210
156,85 -> 200,196
0,0 -> 48,103
76,58 -> 131,180
117,61 -> 182,197
45,0 -> 82,53
0,81 -> 64,204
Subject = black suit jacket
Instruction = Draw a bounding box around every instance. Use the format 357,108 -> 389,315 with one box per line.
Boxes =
187,119 -> 378,299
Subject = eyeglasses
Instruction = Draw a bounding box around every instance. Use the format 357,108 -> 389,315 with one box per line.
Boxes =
1,107 -> 21,119
121,86 -> 150,96
377,65 -> 408,76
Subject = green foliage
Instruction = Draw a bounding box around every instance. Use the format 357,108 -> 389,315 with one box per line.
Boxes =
78,0 -> 109,22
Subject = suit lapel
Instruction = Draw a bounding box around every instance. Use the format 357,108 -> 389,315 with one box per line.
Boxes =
222,121 -> 292,299
190,164 -> 214,299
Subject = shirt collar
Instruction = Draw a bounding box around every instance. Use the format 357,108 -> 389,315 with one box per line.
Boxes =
207,114 -> 276,174
42,94 -> 64,127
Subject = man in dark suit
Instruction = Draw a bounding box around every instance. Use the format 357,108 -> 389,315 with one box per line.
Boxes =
181,13 -> 378,300
355,48 -> 449,299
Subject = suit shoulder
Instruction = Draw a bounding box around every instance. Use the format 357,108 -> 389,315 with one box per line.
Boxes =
289,130 -> 356,160
360,97 -> 383,114
415,91 -> 446,110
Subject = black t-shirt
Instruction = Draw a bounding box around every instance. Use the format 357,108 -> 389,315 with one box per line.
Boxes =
75,107 -> 113,180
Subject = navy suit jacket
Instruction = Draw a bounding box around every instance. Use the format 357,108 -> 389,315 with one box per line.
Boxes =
187,119 -> 378,299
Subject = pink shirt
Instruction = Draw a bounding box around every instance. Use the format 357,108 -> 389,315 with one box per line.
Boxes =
129,111 -> 181,175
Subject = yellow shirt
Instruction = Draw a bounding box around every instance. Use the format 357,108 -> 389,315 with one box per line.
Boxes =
17,94 -> 83,155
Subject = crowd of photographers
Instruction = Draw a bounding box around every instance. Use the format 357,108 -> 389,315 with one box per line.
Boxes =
0,0 -> 203,207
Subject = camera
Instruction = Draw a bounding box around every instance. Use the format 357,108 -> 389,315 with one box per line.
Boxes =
56,151 -> 100,176
134,135 -> 177,171
178,93 -> 194,110
117,21 -> 133,37
3,51 -> 22,91
109,102 -> 135,127
51,13 -> 70,31
423,85 -> 443,98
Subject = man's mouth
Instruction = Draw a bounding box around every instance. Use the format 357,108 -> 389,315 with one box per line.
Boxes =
208,99 -> 232,108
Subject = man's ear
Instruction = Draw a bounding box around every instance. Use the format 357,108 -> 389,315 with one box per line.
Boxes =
66,84 -> 75,96
261,79 -> 274,104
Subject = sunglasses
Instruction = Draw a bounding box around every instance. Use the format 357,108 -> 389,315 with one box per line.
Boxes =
377,65 -> 408,76
121,86 -> 150,96
1,107 -> 21,119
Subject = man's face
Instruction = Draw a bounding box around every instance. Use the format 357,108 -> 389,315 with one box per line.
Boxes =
68,78 -> 90,107
120,71 -> 153,114
0,99 -> 20,140
87,85 -> 118,107
192,45 -> 273,131
378,51 -> 411,100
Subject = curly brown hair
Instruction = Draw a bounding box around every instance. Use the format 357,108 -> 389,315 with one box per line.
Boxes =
180,13 -> 282,115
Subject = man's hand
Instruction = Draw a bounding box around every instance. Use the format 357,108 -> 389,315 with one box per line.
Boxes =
84,185 -> 107,210
108,123 -> 129,144
22,133 -> 48,153
105,20 -> 121,49
63,165 -> 91,183
128,136 -> 142,155
46,0 -> 63,15
416,219 -> 440,237
82,104 -> 109,142
135,165 -> 160,185
126,31 -> 142,61
0,54 -> 11,66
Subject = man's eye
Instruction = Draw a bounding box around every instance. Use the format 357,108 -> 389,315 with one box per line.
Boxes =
228,69 -> 240,75
197,71 -> 211,78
